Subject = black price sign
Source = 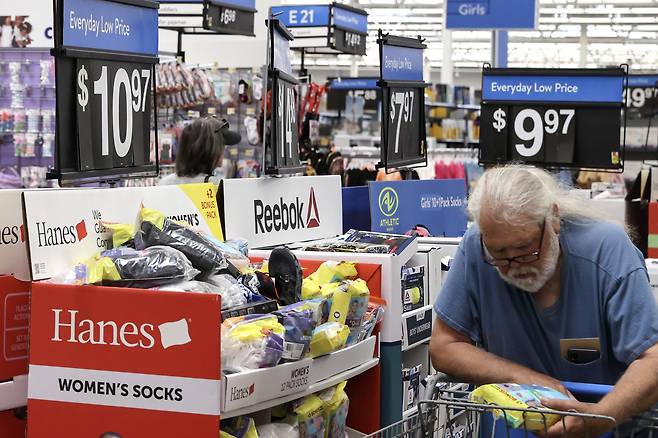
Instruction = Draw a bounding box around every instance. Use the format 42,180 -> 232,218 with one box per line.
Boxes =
333,28 -> 366,55
272,74 -> 300,167
479,67 -> 627,170
378,33 -> 427,170
625,75 -> 658,118
265,19 -> 302,175
76,59 -> 152,170
203,0 -> 256,36
52,0 -> 158,182
383,87 -> 423,166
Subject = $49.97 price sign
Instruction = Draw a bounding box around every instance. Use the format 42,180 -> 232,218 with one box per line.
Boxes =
479,67 -> 626,170
76,59 -> 152,170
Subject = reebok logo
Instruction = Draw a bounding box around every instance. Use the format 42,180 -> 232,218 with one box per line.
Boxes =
36,220 -> 88,247
0,224 -> 24,245
306,188 -> 320,228
50,309 -> 192,350
254,187 -> 321,234
230,383 -> 255,402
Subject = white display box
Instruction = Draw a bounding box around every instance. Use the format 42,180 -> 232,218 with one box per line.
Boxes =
222,358 -> 314,412
309,335 -> 376,383
221,336 -> 377,414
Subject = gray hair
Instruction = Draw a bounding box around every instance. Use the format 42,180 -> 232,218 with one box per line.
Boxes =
468,165 -> 618,228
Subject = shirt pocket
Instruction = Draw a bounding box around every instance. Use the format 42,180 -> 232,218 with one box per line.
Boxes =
558,356 -> 606,385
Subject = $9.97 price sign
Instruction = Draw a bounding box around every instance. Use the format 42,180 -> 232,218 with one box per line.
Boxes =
480,67 -> 626,170
76,59 -> 152,169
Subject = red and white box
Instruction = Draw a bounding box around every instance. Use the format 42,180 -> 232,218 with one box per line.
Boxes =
27,282 -> 221,437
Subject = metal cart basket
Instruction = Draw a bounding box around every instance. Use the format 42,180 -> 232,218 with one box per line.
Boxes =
365,373 -> 658,438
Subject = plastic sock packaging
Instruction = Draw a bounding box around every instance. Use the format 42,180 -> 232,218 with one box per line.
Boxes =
291,394 -> 326,438
470,383 -> 571,430
309,322 -> 349,358
313,261 -> 358,284
221,315 -> 285,372
274,306 -> 316,362
154,277 -> 247,310
257,423 -> 299,438
135,207 -> 231,275
318,381 -> 349,438
53,246 -> 200,288
221,417 -> 259,438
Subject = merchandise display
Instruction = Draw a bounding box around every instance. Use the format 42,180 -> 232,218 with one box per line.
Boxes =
7,1 -> 658,437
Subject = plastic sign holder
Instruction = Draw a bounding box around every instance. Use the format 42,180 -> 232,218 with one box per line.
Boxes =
50,0 -> 160,184
377,31 -> 428,172
270,3 -> 368,55
479,65 -> 629,171
626,74 -> 658,119
327,77 -> 381,111
446,0 -> 538,30
264,18 -> 304,175
158,0 -> 256,36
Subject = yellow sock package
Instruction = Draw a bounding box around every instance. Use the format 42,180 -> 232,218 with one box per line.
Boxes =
314,261 -> 358,284
309,322 -> 349,358
293,394 -> 326,438
220,416 -> 259,438
328,290 -> 350,324
319,381 -> 349,438
470,383 -> 570,430
302,276 -> 322,300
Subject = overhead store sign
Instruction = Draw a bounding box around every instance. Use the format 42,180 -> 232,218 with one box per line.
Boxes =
626,74 -> 658,116
23,184 -> 223,280
369,180 -> 468,237
378,33 -> 428,170
52,0 -> 159,183
446,0 -> 538,30
158,0 -> 256,36
219,175 -> 343,249
270,3 -> 367,55
479,66 -> 627,170
27,282 -> 220,437
327,77 -> 381,111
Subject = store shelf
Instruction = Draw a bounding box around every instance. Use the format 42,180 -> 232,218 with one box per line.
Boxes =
222,358 -> 379,419
0,374 -> 27,410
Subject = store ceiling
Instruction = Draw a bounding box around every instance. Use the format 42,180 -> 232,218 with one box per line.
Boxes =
283,0 -> 658,71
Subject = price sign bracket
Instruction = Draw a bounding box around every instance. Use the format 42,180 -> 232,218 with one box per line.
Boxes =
51,0 -> 160,184
479,64 -> 629,172
378,31 -> 428,172
264,18 -> 304,176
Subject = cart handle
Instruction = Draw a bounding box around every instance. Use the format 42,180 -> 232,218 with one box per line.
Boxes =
563,381 -> 613,399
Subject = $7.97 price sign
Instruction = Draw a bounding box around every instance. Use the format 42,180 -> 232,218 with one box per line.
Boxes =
385,87 -> 421,163
76,59 -> 152,169
491,106 -> 575,159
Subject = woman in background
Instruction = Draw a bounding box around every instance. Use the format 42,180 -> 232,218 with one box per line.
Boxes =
159,116 -> 240,185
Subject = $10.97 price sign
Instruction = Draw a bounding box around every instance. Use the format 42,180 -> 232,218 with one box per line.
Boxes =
379,33 -> 427,170
76,60 -> 152,169
479,67 -> 627,170
53,0 -> 158,182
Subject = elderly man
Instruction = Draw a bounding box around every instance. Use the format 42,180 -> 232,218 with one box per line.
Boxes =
429,165 -> 658,437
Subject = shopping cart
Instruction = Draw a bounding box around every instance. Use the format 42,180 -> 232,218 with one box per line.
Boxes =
365,373 -> 658,438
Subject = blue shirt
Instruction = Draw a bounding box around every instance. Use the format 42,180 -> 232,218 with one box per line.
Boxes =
435,219 -> 658,385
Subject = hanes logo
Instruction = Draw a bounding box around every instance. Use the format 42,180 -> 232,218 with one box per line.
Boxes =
51,309 -> 192,350
230,383 -> 255,401
0,224 -> 24,245
36,220 -> 88,247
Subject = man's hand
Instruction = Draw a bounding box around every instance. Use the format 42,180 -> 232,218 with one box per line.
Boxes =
535,398 -> 616,438
514,372 -> 573,398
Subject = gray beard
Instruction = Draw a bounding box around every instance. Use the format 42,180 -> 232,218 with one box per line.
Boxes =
497,231 -> 560,293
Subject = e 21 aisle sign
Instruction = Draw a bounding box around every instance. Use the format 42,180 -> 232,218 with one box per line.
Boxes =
52,0 -> 159,183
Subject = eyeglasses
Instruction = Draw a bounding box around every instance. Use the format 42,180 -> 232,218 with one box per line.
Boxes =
481,219 -> 546,267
